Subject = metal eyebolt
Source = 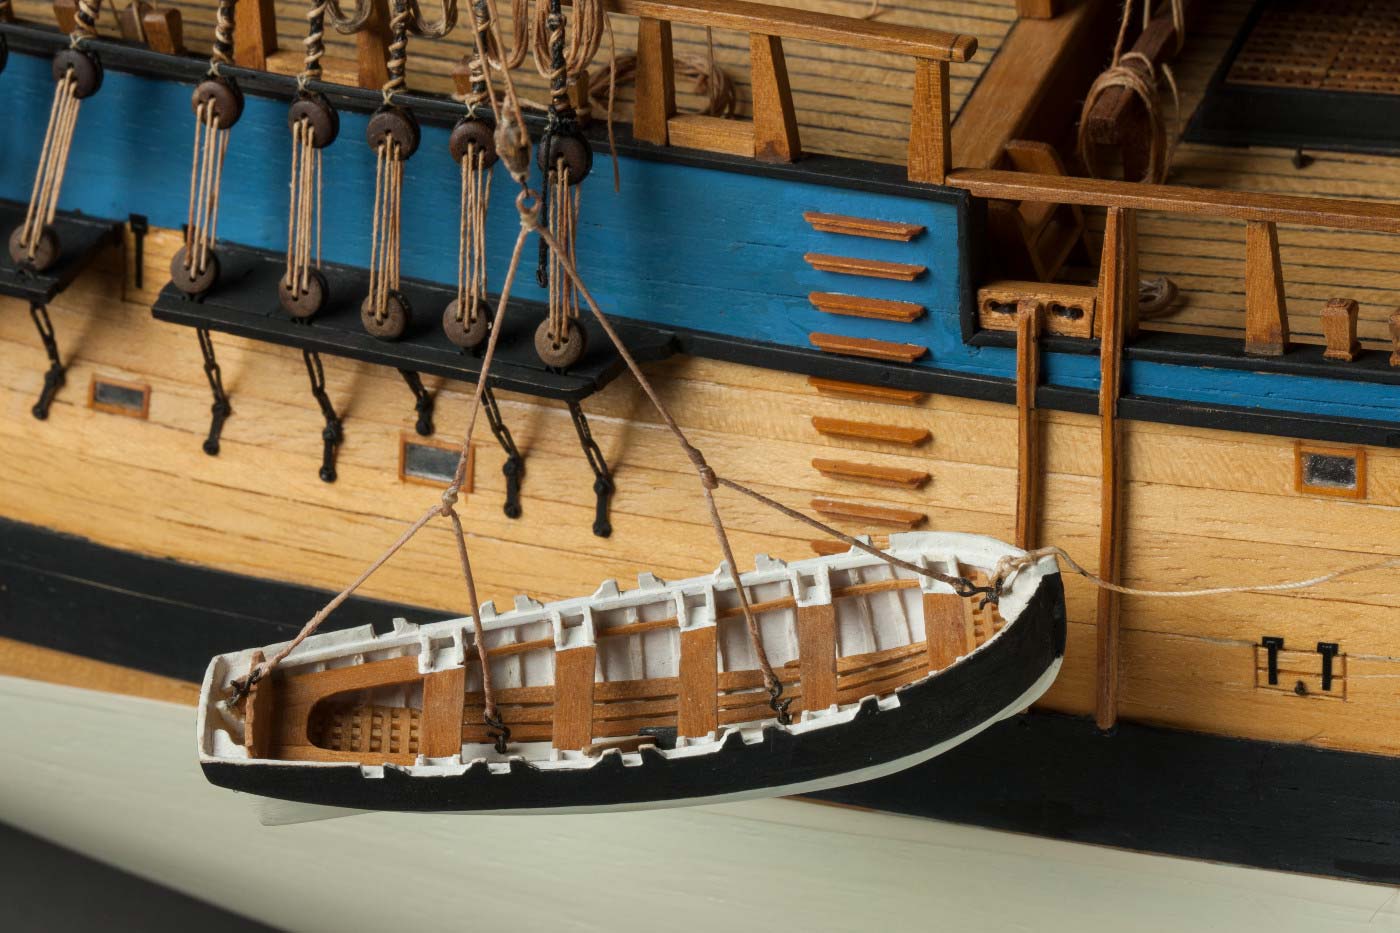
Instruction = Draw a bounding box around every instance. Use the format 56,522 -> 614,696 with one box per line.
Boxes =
768,683 -> 793,726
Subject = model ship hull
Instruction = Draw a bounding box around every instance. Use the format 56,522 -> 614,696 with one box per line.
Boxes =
198,535 -> 1066,813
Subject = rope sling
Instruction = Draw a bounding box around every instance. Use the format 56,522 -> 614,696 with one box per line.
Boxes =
229,0 -> 1397,749
9,0 -> 104,271
172,0 -> 244,296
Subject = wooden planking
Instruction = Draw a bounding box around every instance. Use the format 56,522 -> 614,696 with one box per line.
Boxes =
808,332 -> 927,363
677,626 -> 719,737
811,458 -> 929,488
923,592 -> 966,671
811,417 -> 930,446
804,253 -> 926,280
552,647 -> 598,750
802,213 -> 925,242
806,376 -> 926,406
796,603 -> 838,711
808,292 -> 925,322
666,114 -> 754,156
810,498 -> 925,529
421,666 -> 467,758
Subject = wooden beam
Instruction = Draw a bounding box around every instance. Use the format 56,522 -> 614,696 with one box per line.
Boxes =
750,34 -> 800,162
1015,0 -> 1058,17
552,647 -> 597,751
1322,298 -> 1360,362
356,0 -> 392,91
421,667 -> 466,758
594,0 -> 977,62
1244,220 -> 1289,356
232,0 -> 277,70
947,170 -> 1400,234
677,626 -> 718,738
1094,207 -> 1133,732
1014,299 -> 1042,550
923,593 -> 966,672
908,58 -> 950,184
633,18 -> 676,145
796,604 -> 838,712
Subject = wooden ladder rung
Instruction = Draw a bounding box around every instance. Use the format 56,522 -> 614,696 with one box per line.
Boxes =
812,458 -> 930,488
809,292 -> 925,322
810,498 -> 927,529
807,376 -> 926,406
812,416 -> 931,446
804,253 -> 926,281
803,212 -> 926,242
810,332 -> 927,363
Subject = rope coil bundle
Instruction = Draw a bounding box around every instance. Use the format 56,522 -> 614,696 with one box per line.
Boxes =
172,0 -> 244,296
9,0 -> 104,271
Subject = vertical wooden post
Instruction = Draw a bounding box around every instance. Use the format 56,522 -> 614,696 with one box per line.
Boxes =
552,647 -> 597,751
796,604 -> 837,712
356,0 -> 393,91
923,592 -> 967,672
1244,220 -> 1289,356
908,59 -> 950,185
750,34 -> 801,162
421,667 -> 466,758
243,650 -> 274,759
677,625 -> 718,738
1095,207 -> 1133,731
233,0 -> 278,70
1015,299 -> 1043,551
633,18 -> 676,145
1321,298 -> 1359,362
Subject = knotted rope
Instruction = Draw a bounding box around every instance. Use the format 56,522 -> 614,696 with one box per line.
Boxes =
1077,0 -> 1183,184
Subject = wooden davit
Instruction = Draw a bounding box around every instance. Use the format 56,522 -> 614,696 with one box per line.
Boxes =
198,533 -> 1065,813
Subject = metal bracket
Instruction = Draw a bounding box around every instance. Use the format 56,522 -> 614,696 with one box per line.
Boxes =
196,327 -> 232,455
128,213 -> 149,290
1316,642 -> 1339,692
482,385 -> 524,518
398,369 -> 434,436
1261,636 -> 1284,686
303,350 -> 343,483
29,303 -> 65,420
568,401 -> 614,538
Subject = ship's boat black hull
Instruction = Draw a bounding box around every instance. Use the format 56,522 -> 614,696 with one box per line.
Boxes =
201,570 -> 1065,814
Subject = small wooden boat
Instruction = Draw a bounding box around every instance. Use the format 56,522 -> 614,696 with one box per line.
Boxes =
198,532 -> 1065,813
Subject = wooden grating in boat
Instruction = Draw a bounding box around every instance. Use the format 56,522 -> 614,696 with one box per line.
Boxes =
1226,2 -> 1400,96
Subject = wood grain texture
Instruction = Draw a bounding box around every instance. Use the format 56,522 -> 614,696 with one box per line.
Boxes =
750,33 -> 801,162
810,498 -> 925,529
231,0 -> 277,69
422,666 -> 466,757
796,603 -> 837,711
677,625 -> 718,737
811,458 -> 929,488
633,17 -> 676,144
552,647 -> 598,750
808,292 -> 925,322
1244,220 -> 1289,356
806,376 -> 926,405
802,213 -> 924,242
907,58 -> 950,184
1014,299 -> 1041,550
666,113 -> 753,156
811,416 -> 931,446
922,592 -> 966,672
803,253 -> 927,280
1321,298 -> 1360,362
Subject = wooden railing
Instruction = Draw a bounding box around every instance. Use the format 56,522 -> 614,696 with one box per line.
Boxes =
597,0 -> 977,184
949,168 -> 1400,357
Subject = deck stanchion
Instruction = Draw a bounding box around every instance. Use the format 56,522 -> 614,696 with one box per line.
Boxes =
1014,299 -> 1043,550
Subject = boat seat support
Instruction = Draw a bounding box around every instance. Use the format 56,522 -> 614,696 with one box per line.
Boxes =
568,401 -> 614,538
302,350 -> 343,483
482,385 -> 525,518
398,369 -> 434,437
28,303 -> 65,420
197,327 -> 232,455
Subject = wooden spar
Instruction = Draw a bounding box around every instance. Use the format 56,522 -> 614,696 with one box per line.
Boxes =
947,170 -> 1400,234
1095,207 -> 1134,732
1014,300 -> 1042,551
